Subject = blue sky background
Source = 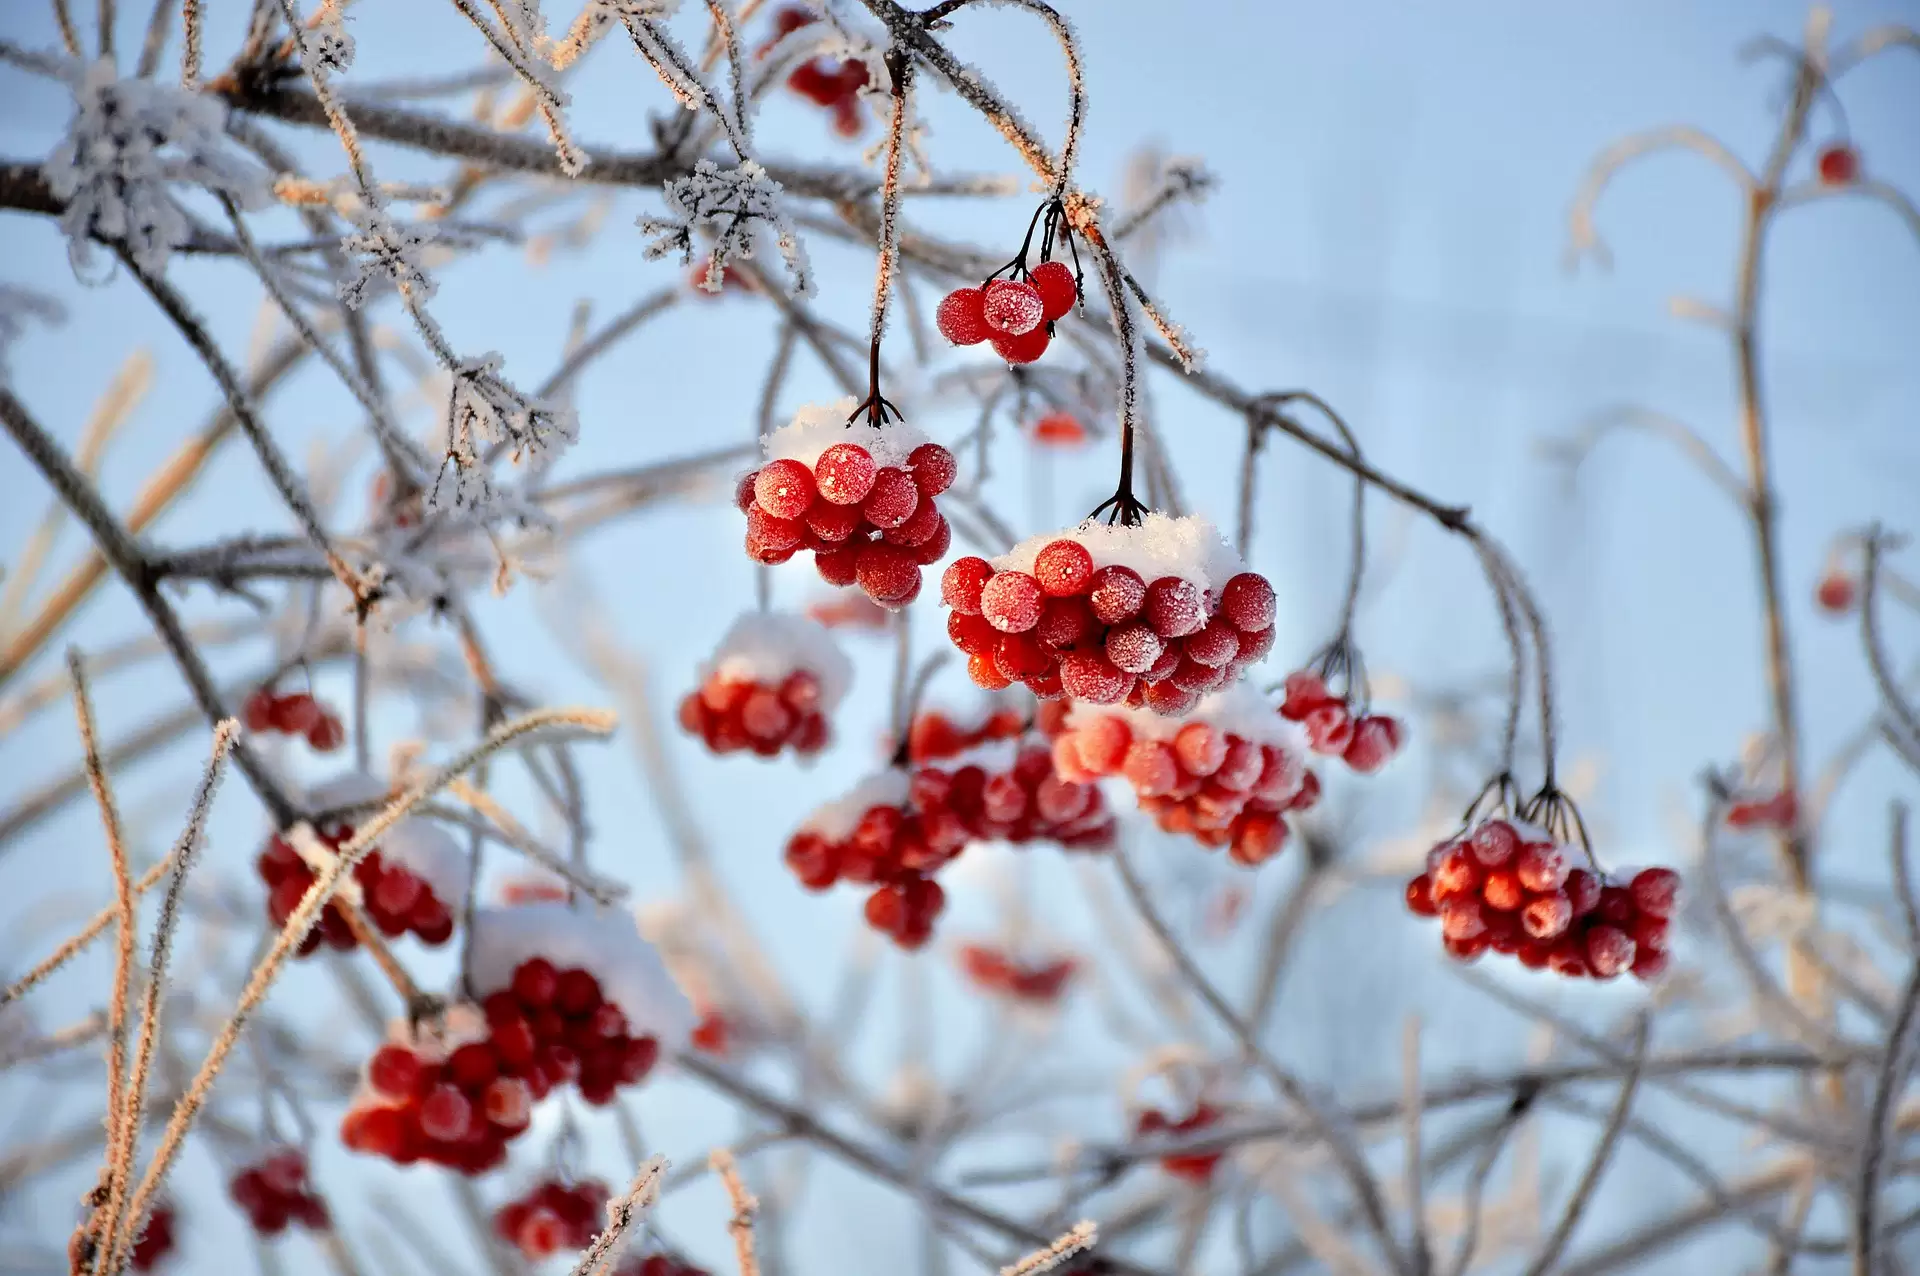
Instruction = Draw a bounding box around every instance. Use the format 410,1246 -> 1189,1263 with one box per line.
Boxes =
2,1 -> 1918,1272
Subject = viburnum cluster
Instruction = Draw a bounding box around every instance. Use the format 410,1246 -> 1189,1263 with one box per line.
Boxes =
1278,669 -> 1405,774
677,611 -> 852,760
341,905 -> 687,1169
784,739 -> 1114,948
242,687 -> 345,752
763,6 -> 873,138
940,513 -> 1277,711
228,1149 -> 329,1237
905,703 -> 1027,762
1051,685 -> 1323,867
256,785 -> 466,958
1404,815 -> 1680,980
957,943 -> 1078,1006
492,1178 -> 610,1260
936,198 -> 1083,365
1134,1104 -> 1224,1184
738,401 -> 957,607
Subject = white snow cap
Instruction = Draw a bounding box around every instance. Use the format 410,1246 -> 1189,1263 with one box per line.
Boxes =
306,770 -> 390,812
378,816 -> 471,907
798,769 -> 910,841
703,610 -> 854,710
763,398 -> 931,471
994,513 -> 1248,596
1065,681 -> 1306,751
468,902 -> 694,1045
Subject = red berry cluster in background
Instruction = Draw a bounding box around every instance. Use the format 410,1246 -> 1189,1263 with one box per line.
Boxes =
690,1008 -> 733,1056
229,1148 -> 329,1236
1029,410 -> 1090,447
256,830 -> 454,958
940,521 -> 1278,712
1404,818 -> 1678,981
687,260 -> 757,298
678,668 -> 831,758
763,6 -> 870,138
1134,1104 -> 1224,1183
242,688 -> 344,752
739,424 -> 957,609
1278,670 -> 1404,774
937,260 -> 1078,365
128,1204 -> 177,1271
958,943 -> 1078,1005
1816,566 -> 1857,615
905,704 -> 1026,762
806,589 -> 892,630
492,1178 -> 610,1260
1051,696 -> 1319,867
1816,142 -> 1860,186
1726,789 -> 1797,831
914,740 -> 1117,851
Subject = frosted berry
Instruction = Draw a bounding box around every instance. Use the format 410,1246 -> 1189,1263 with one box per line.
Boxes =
1279,671 -> 1333,720
806,500 -> 863,542
941,557 -> 994,614
1104,624 -> 1164,674
982,279 -> 1045,336
1521,891 -> 1572,940
1467,820 -> 1518,868
1028,260 -> 1077,320
1219,573 -> 1276,633
754,458 -> 816,520
1033,538 -> 1095,596
1629,867 -> 1680,917
1584,925 -> 1636,979
1816,143 -> 1859,186
1343,715 -> 1402,773
1302,703 -> 1354,755
1060,651 -> 1130,704
1143,577 -> 1205,637
1514,842 -> 1569,893
980,571 -> 1045,633
856,542 -> 921,605
1087,565 -> 1147,624
862,468 -> 920,529
936,287 -> 990,345
814,442 -> 877,504
991,324 -> 1051,365
908,443 -> 957,496
1184,620 -> 1240,668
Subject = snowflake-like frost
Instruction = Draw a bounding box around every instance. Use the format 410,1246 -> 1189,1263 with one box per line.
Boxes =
637,159 -> 812,297
338,210 -> 441,310
431,354 -> 578,520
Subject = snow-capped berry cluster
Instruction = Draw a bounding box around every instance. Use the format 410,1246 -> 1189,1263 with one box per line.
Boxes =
740,402 -> 957,608
783,772 -> 967,949
957,944 -> 1078,1005
255,811 -> 464,958
242,688 -> 345,752
1134,1104 -> 1224,1183
128,1203 -> 177,1271
1277,670 -> 1404,774
1404,818 -> 1678,981
228,1149 -> 329,1236
905,703 -> 1027,762
492,1179 -> 610,1259
940,514 -> 1277,711
764,6 -> 872,138
938,262 -> 1078,365
342,906 -> 687,1169
917,738 -> 1117,852
1052,686 -> 1319,867
677,611 -> 851,760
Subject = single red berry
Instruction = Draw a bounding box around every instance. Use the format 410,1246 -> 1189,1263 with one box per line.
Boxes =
1142,577 -> 1205,638
1406,873 -> 1439,916
1521,891 -> 1573,940
907,442 -> 957,496
1440,897 -> 1487,941
947,609 -> 998,655
1122,740 -> 1179,797
990,324 -> 1051,365
1031,411 -> 1088,446
1481,869 -> 1525,912
967,651 -> 1013,690
1632,945 -> 1671,980
1564,867 -> 1603,917
745,505 -> 804,552
1816,570 -> 1857,614
1087,565 -> 1147,624
447,1042 -> 499,1090
555,967 -> 604,1017
935,287 -> 990,345
1183,620 -> 1240,668
243,689 -> 278,732
993,630 -> 1052,680
980,571 -> 1045,633
812,442 -> 878,505
941,556 -> 994,613
1630,866 -> 1681,917
982,279 -> 1045,336
418,1084 -> 474,1142
1514,842 -> 1569,893
1060,651 -> 1131,704
1104,623 -> 1164,674
912,515 -> 952,565
856,541 -> 921,605
1430,845 -> 1480,900
1033,538 -> 1094,596
1073,716 -> 1133,774
1303,704 -> 1354,755
512,957 -> 559,1008
1028,260 -> 1077,320
1343,715 -> 1401,773
1279,670 -> 1333,720
861,468 -> 920,529
1218,573 -> 1276,633
1468,820 -> 1518,868
1584,925 -> 1637,979
1816,143 -> 1859,186
1142,678 -> 1200,718
754,458 -> 816,520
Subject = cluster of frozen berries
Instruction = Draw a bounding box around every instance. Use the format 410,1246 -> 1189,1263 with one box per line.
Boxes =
783,773 -> 968,949
764,6 -> 869,138
492,1178 -> 609,1260
940,516 -> 1277,710
1134,1104 -> 1224,1184
1404,818 -> 1678,980
242,688 -> 344,752
255,830 -> 454,957
919,739 -> 1116,851
228,1149 -> 329,1236
740,405 -> 957,607
678,611 -> 850,760
1052,692 -> 1319,867
906,704 -> 1026,762
937,261 -> 1078,365
957,943 -> 1078,1005
1029,411 -> 1090,447
1278,671 -> 1404,774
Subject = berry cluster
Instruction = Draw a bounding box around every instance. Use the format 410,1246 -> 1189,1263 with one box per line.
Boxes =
905,704 -> 1026,762
129,1204 -> 177,1271
1029,410 -> 1090,447
763,6 -> 870,138
806,589 -> 891,630
1726,790 -> 1797,831
940,514 -> 1277,711
916,739 -> 1117,851
242,688 -> 344,752
228,1149 -> 329,1236
957,943 -> 1078,1005
1278,670 -> 1404,774
937,260 -> 1078,365
678,612 -> 851,760
492,1178 -> 610,1259
783,772 -> 968,949
1404,817 -> 1678,980
255,827 -> 455,958
1052,687 -> 1319,866
1134,1104 -> 1224,1183
741,403 -> 957,608
341,1019 -> 531,1175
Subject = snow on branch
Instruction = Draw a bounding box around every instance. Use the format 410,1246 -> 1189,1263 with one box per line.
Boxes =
637,158 -> 813,297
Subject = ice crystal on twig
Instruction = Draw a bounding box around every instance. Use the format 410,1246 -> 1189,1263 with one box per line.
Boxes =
338,210 -> 442,310
298,5 -> 356,74
432,354 -> 579,520
637,160 -> 813,298
44,61 -> 268,279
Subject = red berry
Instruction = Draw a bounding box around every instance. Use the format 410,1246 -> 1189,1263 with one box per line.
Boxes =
1169,656 -> 1228,695
1430,846 -> 1480,901
862,467 -> 920,529
1219,573 -> 1276,633
1087,565 -> 1146,624
447,1042 -> 499,1090
1631,945 -> 1671,980
1816,570 -> 1857,614
857,541 -> 921,605
980,571 -> 1044,632
1028,260 -> 1077,320
367,1046 -> 425,1101
1584,925 -> 1636,979
814,442 -> 877,504
1143,577 -> 1204,638
1104,623 -> 1163,674
1630,867 -> 1681,918
936,287 -> 990,345
1142,680 -> 1199,717
1279,670 -> 1332,720
371,867 -> 424,918
1060,651 -> 1130,704
1440,897 -> 1487,941
907,442 -> 957,496
1521,891 -> 1572,940
1184,620 -> 1240,668
1073,716 -> 1132,774
512,958 -> 559,1008
993,630 -> 1052,680
1303,704 -> 1354,755
745,505 -> 804,552
1172,723 -> 1226,776
947,609 -> 998,655
1406,873 -> 1438,916
941,557 -> 994,613
1564,868 -> 1603,917
1816,143 -> 1859,186
1468,820 -> 1518,868
883,499 -> 943,548
990,324 -> 1051,364
418,1084 -> 474,1142
555,967 -> 603,1017
271,692 -> 323,735
1031,411 -> 1088,446
1481,869 -> 1525,912
805,498 -> 863,544
1514,842 -> 1569,893
1122,740 -> 1179,796
754,458 -> 816,519
1033,538 -> 1094,596
967,652 -> 1013,690
982,279 -> 1045,336
1343,715 -> 1401,773
912,515 -> 952,565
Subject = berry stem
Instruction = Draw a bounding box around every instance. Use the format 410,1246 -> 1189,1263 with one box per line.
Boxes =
858,46 -> 913,431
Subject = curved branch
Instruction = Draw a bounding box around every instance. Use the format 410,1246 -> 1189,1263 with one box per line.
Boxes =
1566,126 -> 1755,270
1776,177 -> 1920,251
1543,403 -> 1746,505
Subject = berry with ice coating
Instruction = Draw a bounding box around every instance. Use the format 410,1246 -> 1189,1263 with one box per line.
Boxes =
935,287 -> 990,345
982,278 -> 1045,336
1028,260 -> 1077,320
230,1149 -> 329,1236
990,323 -> 1051,365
